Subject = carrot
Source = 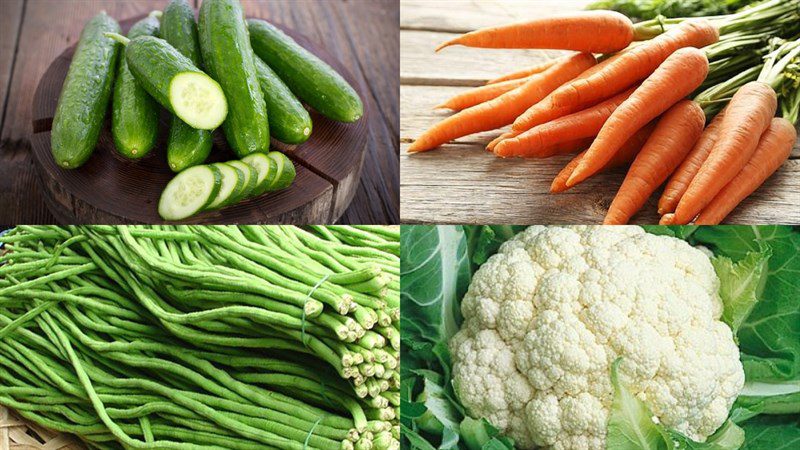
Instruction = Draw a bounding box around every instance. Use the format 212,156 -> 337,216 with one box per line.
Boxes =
550,122 -> 656,193
550,19 -> 718,109
497,137 -> 593,160
657,107 -> 726,215
659,213 -> 676,225
407,53 -> 596,153
695,117 -> 796,225
566,47 -> 709,187
486,132 -> 515,152
494,86 -> 636,158
436,77 -> 530,111
486,59 -> 559,85
604,100 -> 705,225
673,81 -> 778,224
436,11 -> 634,53
511,54 -> 627,133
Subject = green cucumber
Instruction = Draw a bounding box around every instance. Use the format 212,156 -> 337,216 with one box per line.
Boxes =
241,152 -> 277,196
198,0 -> 269,157
226,160 -> 259,202
248,19 -> 363,123
51,12 -> 121,169
166,116 -> 213,172
111,11 -> 161,159
158,164 -> 221,221
222,162 -> 251,205
265,152 -> 296,192
162,0 -> 213,172
253,56 -> 312,144
105,33 -> 227,130
206,162 -> 244,210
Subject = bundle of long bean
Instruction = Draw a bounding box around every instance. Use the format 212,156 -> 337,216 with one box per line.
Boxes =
0,225 -> 400,450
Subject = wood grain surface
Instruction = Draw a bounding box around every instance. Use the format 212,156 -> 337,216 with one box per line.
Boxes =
400,0 -> 800,224
0,0 -> 399,225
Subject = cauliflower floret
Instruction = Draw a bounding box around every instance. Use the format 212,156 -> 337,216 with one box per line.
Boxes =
449,226 -> 744,450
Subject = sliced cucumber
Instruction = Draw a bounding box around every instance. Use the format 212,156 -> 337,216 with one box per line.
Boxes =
226,160 -> 259,202
220,162 -> 249,206
158,164 -> 221,221
242,152 -> 277,196
266,152 -> 296,192
206,162 -> 244,210
169,72 -> 228,130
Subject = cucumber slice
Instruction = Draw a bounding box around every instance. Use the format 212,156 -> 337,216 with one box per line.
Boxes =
226,160 -> 259,202
220,162 -> 249,206
242,152 -> 277,196
266,152 -> 296,191
169,72 -> 228,130
158,164 -> 221,221
206,162 -> 244,210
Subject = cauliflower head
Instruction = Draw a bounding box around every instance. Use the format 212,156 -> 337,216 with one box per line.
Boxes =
449,226 -> 744,450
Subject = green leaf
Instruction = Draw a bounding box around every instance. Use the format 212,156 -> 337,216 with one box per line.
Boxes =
692,226 -> 800,382
606,359 -> 670,450
641,225 -> 700,239
712,247 -> 771,334
740,415 -> 800,450
464,226 -> 525,270
731,381 -> 800,423
400,225 -> 470,345
669,420 -> 745,450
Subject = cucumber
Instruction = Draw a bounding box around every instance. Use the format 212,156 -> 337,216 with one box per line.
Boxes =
248,19 -> 363,123
241,152 -> 277,196
162,0 -> 213,172
166,116 -> 213,172
226,160 -> 259,202
265,152 -> 296,191
198,0 -> 269,157
105,33 -> 227,130
253,56 -> 312,144
51,12 -> 121,169
158,164 -> 221,221
111,11 -> 161,159
222,161 -> 252,205
205,162 -> 244,210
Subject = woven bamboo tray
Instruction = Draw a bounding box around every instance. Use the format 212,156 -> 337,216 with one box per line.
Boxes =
0,406 -> 84,450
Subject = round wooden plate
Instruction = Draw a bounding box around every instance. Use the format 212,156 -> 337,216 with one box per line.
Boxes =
31,13 -> 368,224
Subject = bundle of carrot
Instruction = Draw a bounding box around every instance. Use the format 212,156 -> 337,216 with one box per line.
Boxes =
408,0 -> 800,224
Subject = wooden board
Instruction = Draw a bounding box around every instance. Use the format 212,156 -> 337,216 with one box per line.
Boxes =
399,0 -> 800,224
30,13 -> 367,224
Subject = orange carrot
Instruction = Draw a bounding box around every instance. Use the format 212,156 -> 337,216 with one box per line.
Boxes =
567,47 -> 709,187
695,117 -> 795,224
486,59 -> 559,85
496,137 -> 593,160
436,11 -> 634,53
494,86 -> 637,158
487,132 -> 515,152
511,54 -> 627,133
659,213 -> 676,225
550,122 -> 656,193
658,107 -> 726,215
550,19 -> 718,109
604,100 -> 705,225
437,77 -> 530,111
407,53 -> 596,153
673,81 -> 778,224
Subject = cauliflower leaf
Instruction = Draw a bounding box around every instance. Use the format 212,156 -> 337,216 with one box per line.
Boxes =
712,246 -> 771,335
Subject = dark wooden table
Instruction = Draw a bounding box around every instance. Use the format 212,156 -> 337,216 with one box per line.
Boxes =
0,0 -> 399,225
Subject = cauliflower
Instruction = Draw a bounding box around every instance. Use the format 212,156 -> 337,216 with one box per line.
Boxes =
449,226 -> 744,450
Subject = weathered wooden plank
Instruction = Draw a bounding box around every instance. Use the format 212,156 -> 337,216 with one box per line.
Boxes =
401,30 -> 566,85
400,143 -> 800,224
0,0 -> 24,132
401,0 -> 593,32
